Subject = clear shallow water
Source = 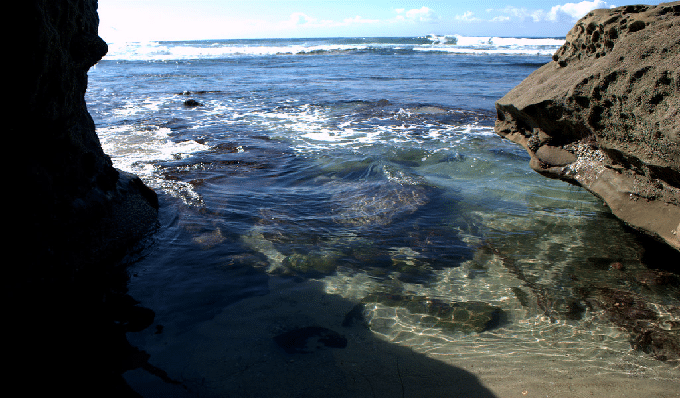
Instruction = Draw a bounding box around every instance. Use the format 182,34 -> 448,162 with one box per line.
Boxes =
86,37 -> 679,395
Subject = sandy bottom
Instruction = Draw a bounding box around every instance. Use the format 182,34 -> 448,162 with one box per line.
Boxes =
123,277 -> 679,397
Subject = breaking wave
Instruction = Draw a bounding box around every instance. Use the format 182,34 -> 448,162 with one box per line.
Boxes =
101,35 -> 565,61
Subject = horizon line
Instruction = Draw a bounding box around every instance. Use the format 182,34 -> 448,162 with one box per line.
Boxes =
101,33 -> 568,44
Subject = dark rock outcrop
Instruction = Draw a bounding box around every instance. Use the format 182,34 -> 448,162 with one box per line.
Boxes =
184,98 -> 204,107
6,0 -> 159,396
10,0 -> 159,276
495,2 -> 680,252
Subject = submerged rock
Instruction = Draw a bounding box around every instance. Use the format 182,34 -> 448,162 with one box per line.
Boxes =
483,238 -> 680,363
192,227 -> 226,249
494,3 -> 680,252
242,176 -> 441,280
330,181 -> 429,227
283,250 -> 341,276
388,247 -> 438,284
584,287 -> 680,362
361,293 -> 504,334
273,326 -> 348,354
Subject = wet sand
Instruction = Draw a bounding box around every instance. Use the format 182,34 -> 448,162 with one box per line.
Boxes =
124,277 -> 679,397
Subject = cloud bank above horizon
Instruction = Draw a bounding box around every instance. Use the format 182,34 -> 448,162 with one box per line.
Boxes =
98,0 -> 665,43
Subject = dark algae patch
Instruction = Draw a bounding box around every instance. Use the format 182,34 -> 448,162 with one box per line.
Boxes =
274,326 -> 348,354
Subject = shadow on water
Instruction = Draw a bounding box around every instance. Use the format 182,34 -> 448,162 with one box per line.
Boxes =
122,277 -> 496,398
117,193 -> 496,397
3,237 -> 158,397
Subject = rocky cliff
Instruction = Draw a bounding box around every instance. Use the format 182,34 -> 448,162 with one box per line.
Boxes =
495,2 -> 680,252
7,0 -> 159,396
10,0 -> 159,277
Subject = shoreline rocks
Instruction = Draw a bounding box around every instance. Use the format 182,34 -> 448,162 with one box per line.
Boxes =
495,2 -> 680,252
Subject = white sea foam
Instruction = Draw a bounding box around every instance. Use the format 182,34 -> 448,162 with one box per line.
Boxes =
103,41 -> 372,61
419,35 -> 565,56
101,35 -> 564,61
97,124 -> 210,205
97,125 -> 209,172
246,102 -> 496,156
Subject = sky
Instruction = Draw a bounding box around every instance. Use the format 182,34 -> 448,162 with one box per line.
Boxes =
97,0 -> 667,43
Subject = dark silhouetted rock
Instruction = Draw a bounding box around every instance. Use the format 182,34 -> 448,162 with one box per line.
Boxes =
6,0 -> 160,396
495,2 -> 680,252
9,0 -> 159,278
184,98 -> 203,107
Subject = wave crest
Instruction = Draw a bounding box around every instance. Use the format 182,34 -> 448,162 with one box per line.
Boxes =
101,35 -> 565,61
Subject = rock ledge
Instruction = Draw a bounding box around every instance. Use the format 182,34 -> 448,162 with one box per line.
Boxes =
495,2 -> 680,252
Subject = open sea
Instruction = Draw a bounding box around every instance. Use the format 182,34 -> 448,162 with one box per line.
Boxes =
86,36 -> 679,396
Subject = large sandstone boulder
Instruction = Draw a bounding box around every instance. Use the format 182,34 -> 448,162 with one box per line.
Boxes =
6,0 -> 159,396
495,2 -> 680,252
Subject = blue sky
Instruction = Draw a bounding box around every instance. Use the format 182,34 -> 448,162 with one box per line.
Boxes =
98,0 -> 666,42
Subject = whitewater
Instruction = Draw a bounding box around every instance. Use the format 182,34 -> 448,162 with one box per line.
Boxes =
102,35 -> 566,60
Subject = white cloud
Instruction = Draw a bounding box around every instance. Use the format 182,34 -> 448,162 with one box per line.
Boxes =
343,15 -> 380,25
396,6 -> 435,23
497,6 -> 527,20
279,12 -> 379,30
489,1 -> 615,24
455,11 -> 480,22
492,6 -> 546,22
287,12 -> 317,26
547,0 -> 615,21
490,15 -> 511,22
408,6 -> 434,22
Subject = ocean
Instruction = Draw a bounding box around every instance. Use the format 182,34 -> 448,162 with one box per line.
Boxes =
86,36 -> 679,396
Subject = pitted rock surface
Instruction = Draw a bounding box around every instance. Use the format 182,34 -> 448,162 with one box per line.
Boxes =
495,2 -> 680,252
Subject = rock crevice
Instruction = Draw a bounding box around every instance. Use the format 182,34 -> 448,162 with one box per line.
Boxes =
495,2 -> 680,251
